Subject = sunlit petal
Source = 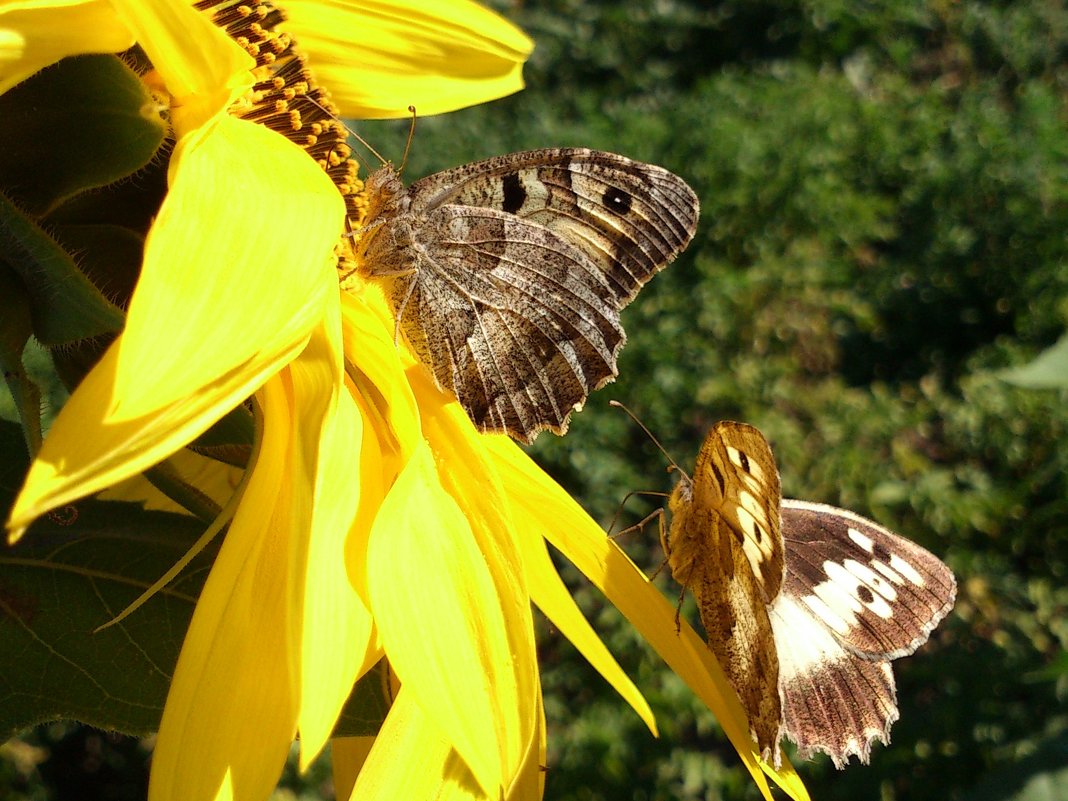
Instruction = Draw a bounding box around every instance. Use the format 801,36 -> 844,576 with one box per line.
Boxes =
290,309 -> 374,766
110,0 -> 253,132
113,114 -> 342,420
281,0 -> 533,118
0,0 -> 134,94
347,687 -> 483,801
367,442 -> 522,796
149,374 -> 298,801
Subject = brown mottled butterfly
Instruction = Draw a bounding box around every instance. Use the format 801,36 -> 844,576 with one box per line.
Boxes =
637,415 -> 956,767
354,149 -> 699,442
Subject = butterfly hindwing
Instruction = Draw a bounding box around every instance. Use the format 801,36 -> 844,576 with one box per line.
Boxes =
772,499 -> 957,766
771,591 -> 900,767
356,149 -> 699,442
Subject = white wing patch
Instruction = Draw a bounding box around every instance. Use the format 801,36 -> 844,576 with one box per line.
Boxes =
771,593 -> 849,673
847,526 -> 875,553
889,553 -> 925,585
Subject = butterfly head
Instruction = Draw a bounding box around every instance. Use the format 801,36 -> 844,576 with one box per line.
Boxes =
361,165 -> 409,223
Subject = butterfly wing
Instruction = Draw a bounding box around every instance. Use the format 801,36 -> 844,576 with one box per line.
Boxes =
696,422 -> 786,602
357,150 -> 698,441
385,203 -> 626,439
780,500 -> 957,658
664,422 -> 786,763
772,499 -> 956,766
406,148 -> 700,304
770,591 -> 899,767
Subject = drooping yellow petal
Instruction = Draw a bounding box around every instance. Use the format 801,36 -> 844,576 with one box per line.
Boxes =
281,0 -> 533,119
340,288 -> 420,463
289,307 -> 374,767
366,442 -> 524,797
404,365 -> 538,784
113,114 -> 342,420
6,115 -> 343,536
109,0 -> 253,132
346,687 -> 484,801
0,0 -> 134,94
483,436 -> 656,735
484,438 -> 807,801
149,373 -> 298,801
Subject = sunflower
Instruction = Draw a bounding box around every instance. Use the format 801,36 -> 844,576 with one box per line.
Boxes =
1,2 -> 805,799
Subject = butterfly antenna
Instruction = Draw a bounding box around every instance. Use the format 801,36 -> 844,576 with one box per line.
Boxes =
609,400 -> 690,482
303,95 -> 389,169
398,105 -> 417,175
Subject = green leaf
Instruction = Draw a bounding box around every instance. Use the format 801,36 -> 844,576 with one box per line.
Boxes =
0,264 -> 41,455
0,420 -> 387,740
0,191 -> 125,345
0,55 -> 167,216
0,468 -> 212,738
1000,333 -> 1068,389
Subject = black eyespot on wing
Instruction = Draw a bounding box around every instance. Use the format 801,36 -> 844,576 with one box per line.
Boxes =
873,541 -> 892,562
739,451 -> 751,473
603,185 -> 632,215
753,521 -> 763,543
501,172 -> 526,214
857,585 -> 874,603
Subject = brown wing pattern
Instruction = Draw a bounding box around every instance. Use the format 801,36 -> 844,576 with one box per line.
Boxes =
772,499 -> 956,766
664,423 -> 787,764
356,150 -> 699,441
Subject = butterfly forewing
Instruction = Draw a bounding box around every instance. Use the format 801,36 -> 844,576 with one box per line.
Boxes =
781,500 -> 957,659
666,472 -> 783,762
696,422 -> 785,602
665,422 -> 787,763
356,149 -> 699,442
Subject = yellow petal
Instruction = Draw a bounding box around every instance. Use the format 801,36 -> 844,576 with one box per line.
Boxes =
340,288 -> 420,463
98,448 -> 244,513
347,687 -> 484,801
281,0 -> 533,119
290,311 -> 375,766
6,117 -> 342,536
149,373 -> 298,801
0,0 -> 134,94
405,364 -> 539,783
483,436 -> 656,734
109,0 -> 253,132
113,114 -> 342,421
367,442 -> 521,797
483,438 -> 807,801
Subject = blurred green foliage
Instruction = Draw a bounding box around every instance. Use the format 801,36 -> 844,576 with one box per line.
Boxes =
361,1 -> 1068,799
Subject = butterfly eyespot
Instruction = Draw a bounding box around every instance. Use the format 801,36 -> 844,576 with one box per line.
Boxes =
603,186 -> 632,214
857,585 -> 875,603
738,451 -> 751,473
501,172 -> 526,214
753,521 -> 763,543
873,541 -> 892,561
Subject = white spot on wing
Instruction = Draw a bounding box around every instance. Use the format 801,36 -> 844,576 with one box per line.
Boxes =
889,553 -> 924,585
848,526 -> 874,553
843,559 -> 899,605
800,585 -> 855,636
